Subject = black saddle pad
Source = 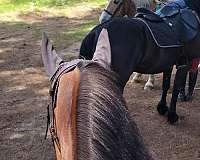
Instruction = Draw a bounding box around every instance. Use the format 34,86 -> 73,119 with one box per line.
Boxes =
136,8 -> 199,48
137,16 -> 182,48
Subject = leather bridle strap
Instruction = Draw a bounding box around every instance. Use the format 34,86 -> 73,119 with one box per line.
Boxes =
103,8 -> 114,16
104,0 -> 124,17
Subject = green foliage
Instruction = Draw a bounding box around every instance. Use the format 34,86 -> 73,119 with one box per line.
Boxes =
0,0 -> 106,13
62,20 -> 97,46
0,0 -> 106,48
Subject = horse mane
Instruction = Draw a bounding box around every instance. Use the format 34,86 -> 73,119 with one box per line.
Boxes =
123,0 -> 156,17
124,0 -> 137,17
135,0 -> 154,8
76,62 -> 153,160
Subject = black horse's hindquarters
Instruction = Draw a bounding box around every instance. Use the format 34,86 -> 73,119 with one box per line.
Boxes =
79,17 -> 200,123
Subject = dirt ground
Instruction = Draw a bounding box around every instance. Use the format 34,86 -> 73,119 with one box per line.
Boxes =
0,10 -> 200,160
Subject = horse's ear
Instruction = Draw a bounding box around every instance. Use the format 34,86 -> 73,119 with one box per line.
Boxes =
41,32 -> 63,78
92,28 -> 111,66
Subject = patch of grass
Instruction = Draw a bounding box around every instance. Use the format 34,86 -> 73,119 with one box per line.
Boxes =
29,18 -> 97,49
62,19 -> 97,46
0,0 -> 105,49
0,0 -> 106,13
0,0 -> 31,13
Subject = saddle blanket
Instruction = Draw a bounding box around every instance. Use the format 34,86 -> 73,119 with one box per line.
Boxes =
137,17 -> 183,48
136,0 -> 199,48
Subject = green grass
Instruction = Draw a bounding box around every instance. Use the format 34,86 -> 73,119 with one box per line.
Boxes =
0,0 -> 106,13
0,0 -> 106,48
60,20 -> 97,47
36,19 -> 98,48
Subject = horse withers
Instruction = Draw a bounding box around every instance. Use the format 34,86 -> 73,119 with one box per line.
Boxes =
41,30 -> 155,160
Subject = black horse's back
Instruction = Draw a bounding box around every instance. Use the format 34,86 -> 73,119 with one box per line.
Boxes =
79,17 -> 146,61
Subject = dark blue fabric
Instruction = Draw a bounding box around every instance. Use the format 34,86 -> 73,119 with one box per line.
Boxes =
137,0 -> 199,47
137,14 -> 183,47
156,0 -> 187,16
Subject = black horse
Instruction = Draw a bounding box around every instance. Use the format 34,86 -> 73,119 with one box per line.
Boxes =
79,0 -> 200,124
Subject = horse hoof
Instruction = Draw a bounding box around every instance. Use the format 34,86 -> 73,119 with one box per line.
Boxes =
168,111 -> 179,124
132,74 -> 142,83
185,93 -> 193,101
132,79 -> 141,83
178,94 -> 186,102
144,83 -> 154,90
144,86 -> 152,90
132,78 -> 142,83
157,103 -> 168,115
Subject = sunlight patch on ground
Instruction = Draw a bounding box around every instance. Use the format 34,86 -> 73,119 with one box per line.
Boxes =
0,3 -> 102,23
37,88 -> 49,96
0,59 -> 4,64
0,70 -> 14,76
9,133 -> 24,139
0,67 -> 45,77
0,48 -> 10,54
5,85 -> 27,92
63,4 -> 100,18
0,48 -> 3,53
1,68 -> 48,90
0,68 -> 50,98
1,37 -> 24,42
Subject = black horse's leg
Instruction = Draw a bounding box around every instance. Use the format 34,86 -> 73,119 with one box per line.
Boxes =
178,71 -> 188,102
168,66 -> 189,124
157,67 -> 173,115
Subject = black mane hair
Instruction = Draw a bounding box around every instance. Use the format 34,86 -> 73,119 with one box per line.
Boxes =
76,62 -> 154,160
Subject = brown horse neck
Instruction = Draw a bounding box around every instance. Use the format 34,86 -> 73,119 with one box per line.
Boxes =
54,67 -> 80,160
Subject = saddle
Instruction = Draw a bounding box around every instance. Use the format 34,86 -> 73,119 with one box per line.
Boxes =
136,6 -> 200,47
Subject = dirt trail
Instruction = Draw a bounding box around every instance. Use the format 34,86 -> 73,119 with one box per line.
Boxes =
0,11 -> 200,160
